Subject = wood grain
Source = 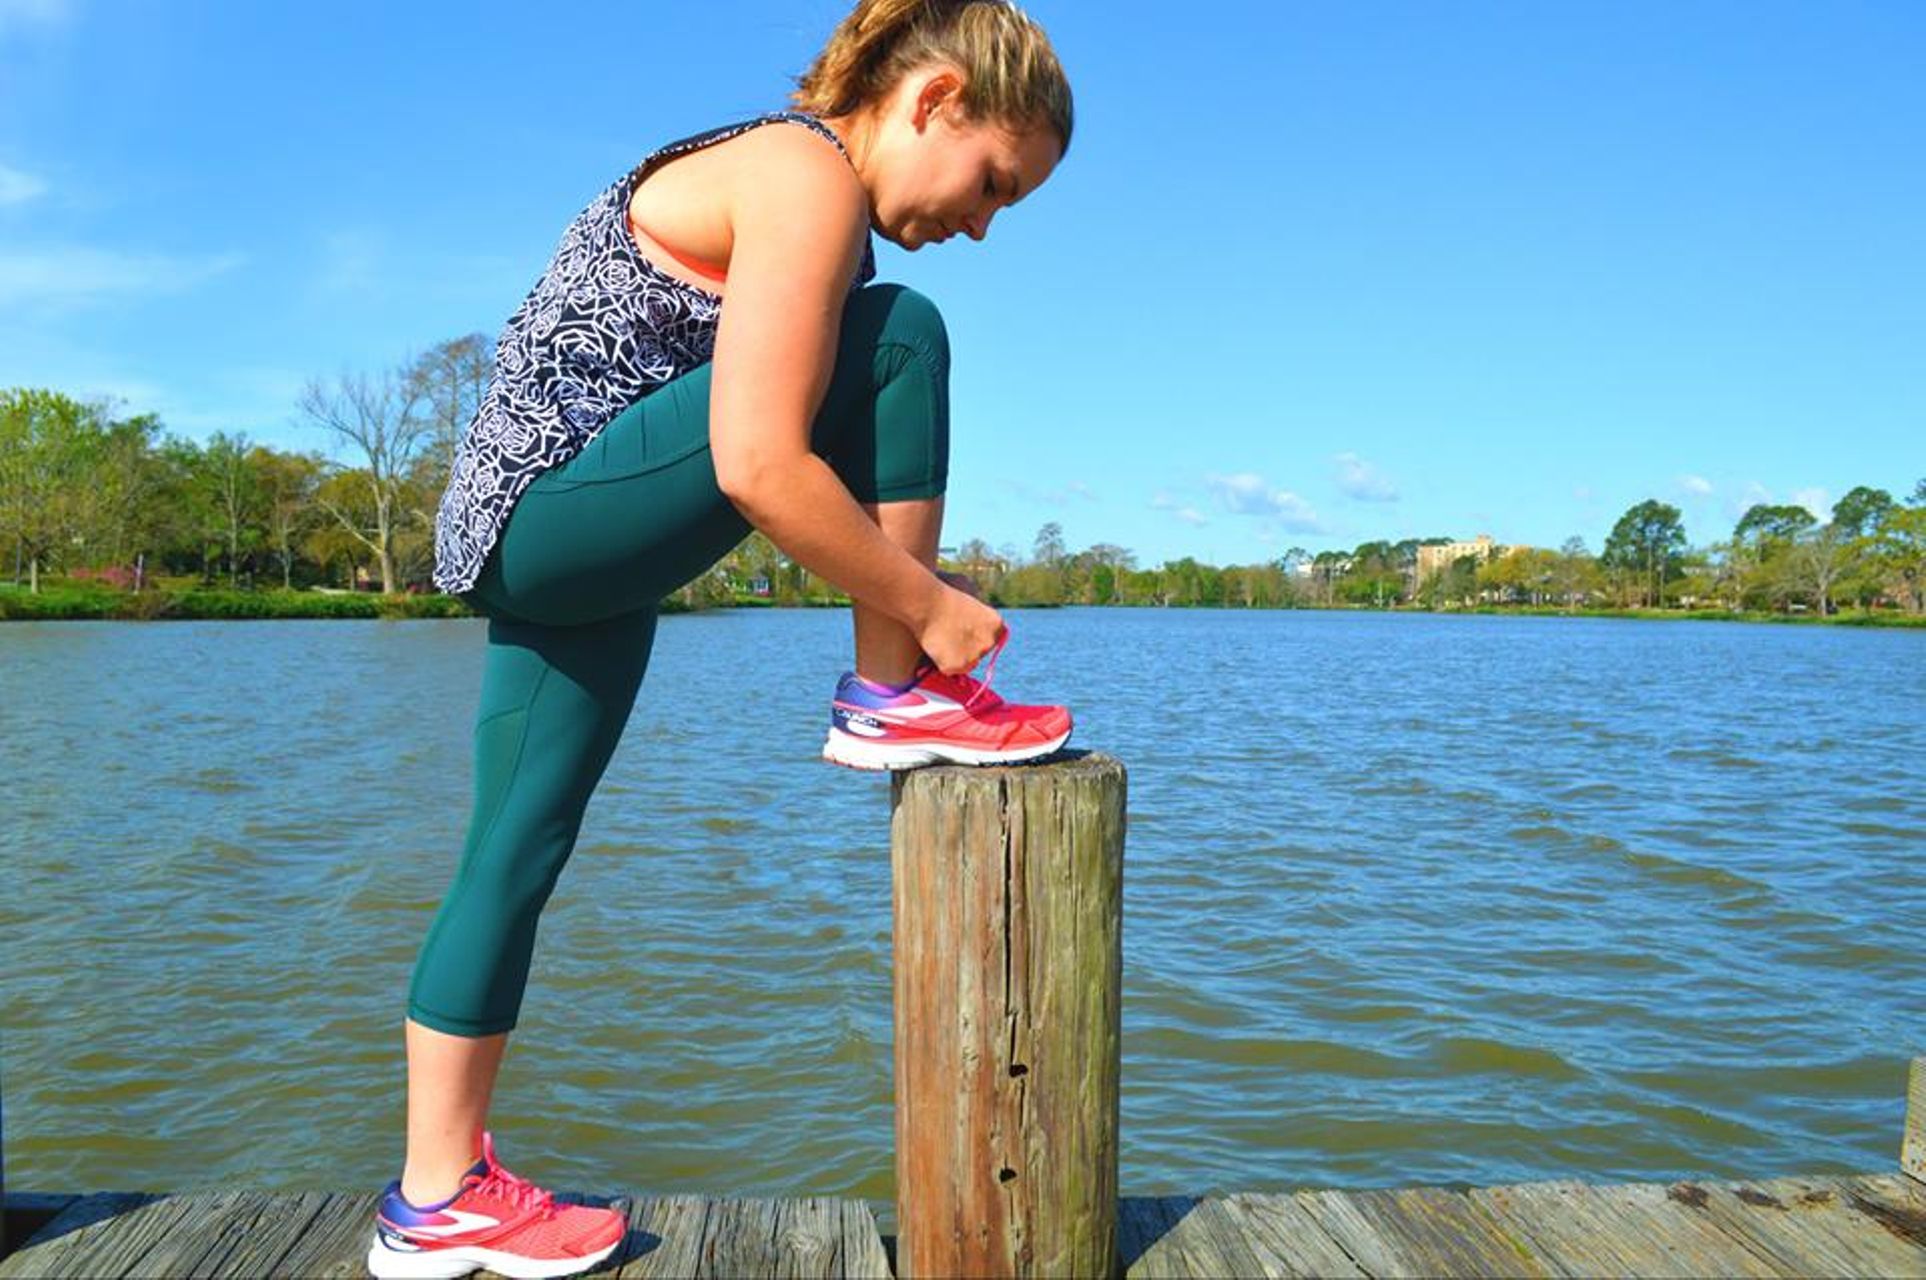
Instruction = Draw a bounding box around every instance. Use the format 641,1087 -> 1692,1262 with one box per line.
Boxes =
891,752 -> 1127,1279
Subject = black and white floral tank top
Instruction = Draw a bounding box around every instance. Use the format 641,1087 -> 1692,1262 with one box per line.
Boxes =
431,111 -> 876,596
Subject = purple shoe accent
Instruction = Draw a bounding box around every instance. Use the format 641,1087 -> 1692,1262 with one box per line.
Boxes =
834,671 -> 920,710
379,1153 -> 489,1220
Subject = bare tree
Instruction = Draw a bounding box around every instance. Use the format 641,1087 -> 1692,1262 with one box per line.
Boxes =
1787,524 -> 1854,616
406,333 -> 492,499
299,368 -> 431,594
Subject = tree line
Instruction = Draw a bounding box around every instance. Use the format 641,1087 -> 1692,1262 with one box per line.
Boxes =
969,488 -> 1925,616
4,361 -> 1922,618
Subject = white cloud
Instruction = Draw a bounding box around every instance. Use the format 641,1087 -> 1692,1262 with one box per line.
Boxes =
1726,480 -> 1774,519
0,164 -> 46,205
1333,451 -> 1399,502
1679,474 -> 1713,497
1150,490 -> 1210,527
1204,472 -> 1324,532
0,245 -> 246,308
1790,487 -> 1831,521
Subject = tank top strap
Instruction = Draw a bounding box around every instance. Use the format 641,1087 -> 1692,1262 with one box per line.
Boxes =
633,111 -> 855,183
625,111 -> 876,289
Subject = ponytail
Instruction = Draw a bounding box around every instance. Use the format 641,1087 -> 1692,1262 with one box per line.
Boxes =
793,0 -> 1074,155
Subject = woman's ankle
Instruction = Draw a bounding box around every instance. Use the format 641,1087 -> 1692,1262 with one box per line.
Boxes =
398,1167 -> 469,1207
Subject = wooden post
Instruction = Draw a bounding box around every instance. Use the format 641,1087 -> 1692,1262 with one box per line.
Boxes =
890,751 -> 1125,1280
1904,1056 -> 1926,1185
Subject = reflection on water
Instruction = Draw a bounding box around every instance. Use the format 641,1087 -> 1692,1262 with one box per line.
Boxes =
3,610 -> 1920,1227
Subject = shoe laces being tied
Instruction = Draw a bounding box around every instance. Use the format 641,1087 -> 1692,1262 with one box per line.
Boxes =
961,625 -> 1009,712
475,1158 -> 559,1223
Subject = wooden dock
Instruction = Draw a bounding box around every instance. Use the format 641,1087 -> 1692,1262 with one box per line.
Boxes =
4,1167 -> 1923,1277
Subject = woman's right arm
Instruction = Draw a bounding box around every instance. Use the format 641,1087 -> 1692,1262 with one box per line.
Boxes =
706,127 -> 1002,673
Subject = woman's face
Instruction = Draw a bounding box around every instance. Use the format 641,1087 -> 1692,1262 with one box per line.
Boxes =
862,69 -> 1062,251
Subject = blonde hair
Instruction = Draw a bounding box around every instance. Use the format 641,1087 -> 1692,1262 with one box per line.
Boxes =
793,0 -> 1074,155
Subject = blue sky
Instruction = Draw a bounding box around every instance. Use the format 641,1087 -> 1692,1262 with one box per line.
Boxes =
2,0 -> 1920,566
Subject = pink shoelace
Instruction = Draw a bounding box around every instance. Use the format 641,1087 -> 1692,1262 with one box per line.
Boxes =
473,1159 -> 559,1222
960,625 -> 1009,712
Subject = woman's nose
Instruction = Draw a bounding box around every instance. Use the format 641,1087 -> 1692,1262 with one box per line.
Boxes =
966,209 -> 995,241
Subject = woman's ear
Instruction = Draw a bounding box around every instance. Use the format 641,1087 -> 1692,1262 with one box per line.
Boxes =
910,65 -> 967,131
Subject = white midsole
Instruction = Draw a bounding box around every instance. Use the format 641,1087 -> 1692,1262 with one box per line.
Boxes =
822,727 -> 1071,770
367,1235 -> 619,1280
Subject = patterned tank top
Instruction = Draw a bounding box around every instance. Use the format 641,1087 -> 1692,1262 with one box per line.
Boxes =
431,112 -> 877,596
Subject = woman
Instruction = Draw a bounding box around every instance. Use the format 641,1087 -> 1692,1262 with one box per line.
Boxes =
368,2 -> 1074,1276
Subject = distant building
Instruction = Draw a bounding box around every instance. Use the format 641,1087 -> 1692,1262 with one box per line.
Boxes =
1415,534 -> 1517,581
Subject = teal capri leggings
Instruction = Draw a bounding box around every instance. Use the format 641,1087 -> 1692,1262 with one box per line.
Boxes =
407,283 -> 949,1037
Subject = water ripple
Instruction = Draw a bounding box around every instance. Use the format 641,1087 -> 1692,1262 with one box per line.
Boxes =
2,610 -> 1920,1218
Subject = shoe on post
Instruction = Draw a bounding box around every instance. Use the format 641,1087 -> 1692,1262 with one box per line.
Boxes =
367,1131 -> 625,1280
822,629 -> 1072,771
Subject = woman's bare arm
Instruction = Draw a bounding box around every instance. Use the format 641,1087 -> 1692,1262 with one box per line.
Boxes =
707,126 -> 994,666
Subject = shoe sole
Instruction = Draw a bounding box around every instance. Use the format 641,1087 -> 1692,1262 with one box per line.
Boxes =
821,727 -> 1072,771
366,1235 -> 619,1280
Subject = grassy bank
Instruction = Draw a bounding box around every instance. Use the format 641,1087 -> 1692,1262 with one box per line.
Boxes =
1452,604 -> 1926,628
0,583 -> 477,620
5,581 -> 1921,627
0,583 -> 710,621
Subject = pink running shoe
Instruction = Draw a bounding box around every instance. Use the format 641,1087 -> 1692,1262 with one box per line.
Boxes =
823,631 -> 1072,770
367,1131 -> 625,1280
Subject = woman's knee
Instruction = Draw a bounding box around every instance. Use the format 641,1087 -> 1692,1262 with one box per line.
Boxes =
845,283 -> 950,369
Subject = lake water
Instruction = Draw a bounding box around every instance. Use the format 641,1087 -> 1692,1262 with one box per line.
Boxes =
2,608 -> 1921,1234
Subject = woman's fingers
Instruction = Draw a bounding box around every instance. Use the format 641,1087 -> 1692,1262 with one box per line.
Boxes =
935,569 -> 983,600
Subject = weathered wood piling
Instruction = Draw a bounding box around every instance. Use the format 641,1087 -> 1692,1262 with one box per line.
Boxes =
889,751 -> 1126,1280
1904,1056 -> 1926,1184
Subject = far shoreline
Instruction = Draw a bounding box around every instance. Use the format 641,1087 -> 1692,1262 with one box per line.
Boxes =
2,585 -> 1922,629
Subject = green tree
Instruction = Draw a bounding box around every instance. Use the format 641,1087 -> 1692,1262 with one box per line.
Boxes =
1032,521 -> 1066,568
1831,486 -> 1894,539
256,448 -> 325,589
81,408 -> 168,571
1872,505 -> 1926,612
1551,536 -> 1597,611
1602,499 -> 1687,607
0,389 -> 105,591
201,431 -> 268,587
1734,503 -> 1819,547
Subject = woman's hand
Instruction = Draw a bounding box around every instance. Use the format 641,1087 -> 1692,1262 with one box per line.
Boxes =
935,569 -> 983,600
917,580 -> 1004,675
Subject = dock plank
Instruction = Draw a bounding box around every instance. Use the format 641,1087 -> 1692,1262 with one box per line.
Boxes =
1472,1180 -> 1668,1277
1343,1185 -> 1557,1278
614,1193 -> 710,1278
1290,1187 -> 1421,1278
1216,1192 -> 1366,1278
1120,1195 -> 1293,1279
1660,1175 -> 1926,1278
266,1191 -> 382,1278
0,1192 -> 171,1280
1840,1172 -> 1926,1252
5,1174 -> 1922,1278
837,1198 -> 893,1279
699,1196 -> 783,1279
